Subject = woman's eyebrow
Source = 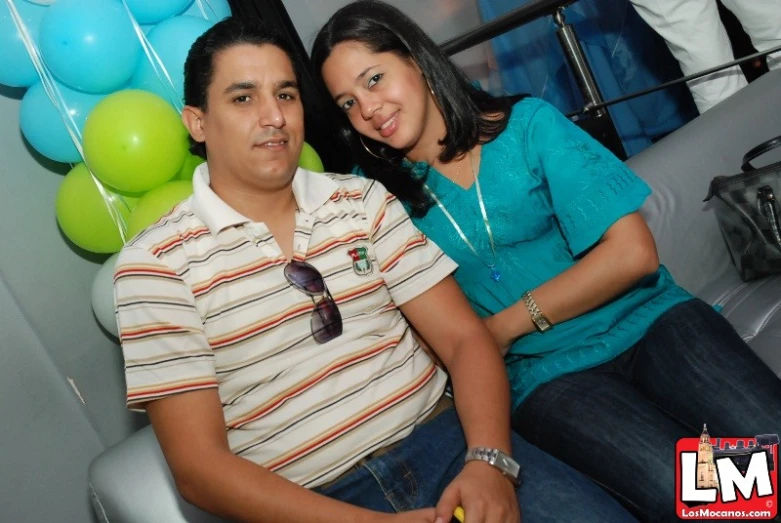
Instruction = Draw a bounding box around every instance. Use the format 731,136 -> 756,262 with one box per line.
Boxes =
332,64 -> 379,101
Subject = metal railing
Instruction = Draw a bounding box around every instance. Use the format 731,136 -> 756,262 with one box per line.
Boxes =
441,0 -> 622,155
440,0 -> 576,55
441,0 -> 781,118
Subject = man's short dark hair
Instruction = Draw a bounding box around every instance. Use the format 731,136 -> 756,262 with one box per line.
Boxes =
183,17 -> 300,158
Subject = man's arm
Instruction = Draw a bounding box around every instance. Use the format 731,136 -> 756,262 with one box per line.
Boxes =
400,276 -> 511,455
146,389 -> 408,523
400,277 -> 519,522
115,244 -> 422,523
361,178 -> 518,521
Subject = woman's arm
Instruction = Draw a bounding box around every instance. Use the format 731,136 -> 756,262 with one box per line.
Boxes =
486,212 -> 659,353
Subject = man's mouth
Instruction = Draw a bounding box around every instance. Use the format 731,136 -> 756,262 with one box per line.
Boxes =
254,138 -> 288,149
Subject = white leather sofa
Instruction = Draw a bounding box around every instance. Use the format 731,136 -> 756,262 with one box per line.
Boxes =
88,70 -> 781,523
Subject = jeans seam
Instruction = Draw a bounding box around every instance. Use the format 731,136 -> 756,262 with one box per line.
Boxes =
582,474 -> 646,518
399,460 -> 418,507
645,397 -> 699,434
364,463 -> 402,512
363,459 -> 416,513
516,378 -> 576,444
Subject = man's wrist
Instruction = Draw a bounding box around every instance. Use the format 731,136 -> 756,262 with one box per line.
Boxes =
464,447 -> 521,487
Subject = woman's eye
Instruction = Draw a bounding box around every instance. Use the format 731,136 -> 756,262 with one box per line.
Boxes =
340,99 -> 355,111
367,73 -> 383,88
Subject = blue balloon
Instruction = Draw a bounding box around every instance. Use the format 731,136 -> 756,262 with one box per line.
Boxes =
126,0 -> 193,24
20,81 -> 105,163
39,0 -> 142,93
131,15 -> 212,107
181,0 -> 231,25
0,2 -> 46,88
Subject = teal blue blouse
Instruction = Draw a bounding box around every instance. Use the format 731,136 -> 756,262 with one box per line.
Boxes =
361,97 -> 692,410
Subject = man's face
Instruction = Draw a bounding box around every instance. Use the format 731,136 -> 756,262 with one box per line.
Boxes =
187,43 -> 305,191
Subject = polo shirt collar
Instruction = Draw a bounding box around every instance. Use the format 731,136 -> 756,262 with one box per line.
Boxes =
191,162 -> 339,235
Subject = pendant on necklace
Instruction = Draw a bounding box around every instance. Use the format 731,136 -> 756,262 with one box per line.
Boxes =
490,267 -> 501,282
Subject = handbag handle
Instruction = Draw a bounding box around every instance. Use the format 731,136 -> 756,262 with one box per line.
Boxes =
758,185 -> 781,250
742,135 -> 781,172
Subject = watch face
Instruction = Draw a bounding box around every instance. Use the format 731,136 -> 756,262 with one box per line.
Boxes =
535,315 -> 551,332
498,453 -> 521,478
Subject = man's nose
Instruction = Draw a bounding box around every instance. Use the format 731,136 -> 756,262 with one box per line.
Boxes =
259,100 -> 286,128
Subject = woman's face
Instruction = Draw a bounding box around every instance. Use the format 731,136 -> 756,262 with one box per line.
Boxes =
321,41 -> 441,158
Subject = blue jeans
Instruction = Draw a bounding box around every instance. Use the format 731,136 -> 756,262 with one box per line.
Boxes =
316,407 -> 635,522
512,298 -> 781,522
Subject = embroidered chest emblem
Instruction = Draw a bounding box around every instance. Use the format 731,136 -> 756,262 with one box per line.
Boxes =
347,246 -> 373,276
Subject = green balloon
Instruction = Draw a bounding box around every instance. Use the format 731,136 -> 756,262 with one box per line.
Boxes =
83,89 -> 189,193
56,163 -> 131,254
298,141 -> 325,172
111,187 -> 146,212
127,180 -> 194,238
114,191 -> 143,212
176,153 -> 205,181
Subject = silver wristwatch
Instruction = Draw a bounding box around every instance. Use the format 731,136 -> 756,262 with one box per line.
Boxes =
464,447 -> 521,487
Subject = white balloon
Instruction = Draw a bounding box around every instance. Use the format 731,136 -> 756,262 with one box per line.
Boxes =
91,253 -> 119,338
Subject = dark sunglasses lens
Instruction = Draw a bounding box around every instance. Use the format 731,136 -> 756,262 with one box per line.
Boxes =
285,262 -> 326,294
311,297 -> 343,344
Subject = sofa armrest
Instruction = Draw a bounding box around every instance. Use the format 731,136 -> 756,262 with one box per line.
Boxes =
89,425 -> 226,523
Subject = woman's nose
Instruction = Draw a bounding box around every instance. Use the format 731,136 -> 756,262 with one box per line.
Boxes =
360,98 -> 381,121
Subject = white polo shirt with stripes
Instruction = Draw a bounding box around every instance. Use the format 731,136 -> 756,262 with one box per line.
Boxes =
114,163 -> 457,488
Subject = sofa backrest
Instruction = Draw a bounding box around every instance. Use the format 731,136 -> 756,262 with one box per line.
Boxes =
627,70 -> 781,296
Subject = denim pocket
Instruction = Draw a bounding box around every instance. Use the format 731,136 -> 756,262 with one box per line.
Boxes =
363,455 -> 420,512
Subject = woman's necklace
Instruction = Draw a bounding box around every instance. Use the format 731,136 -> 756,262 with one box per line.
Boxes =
424,150 -> 501,282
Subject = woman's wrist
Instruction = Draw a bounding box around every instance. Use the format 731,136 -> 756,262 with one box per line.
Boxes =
507,302 -> 536,339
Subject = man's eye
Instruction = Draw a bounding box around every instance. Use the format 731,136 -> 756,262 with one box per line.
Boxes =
279,93 -> 296,101
234,95 -> 250,103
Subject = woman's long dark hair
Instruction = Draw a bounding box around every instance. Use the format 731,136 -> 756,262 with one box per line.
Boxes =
311,0 -> 521,217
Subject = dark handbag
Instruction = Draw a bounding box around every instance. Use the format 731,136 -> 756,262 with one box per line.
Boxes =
704,136 -> 781,281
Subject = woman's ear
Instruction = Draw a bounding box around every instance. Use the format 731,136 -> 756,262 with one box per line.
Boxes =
182,106 -> 206,145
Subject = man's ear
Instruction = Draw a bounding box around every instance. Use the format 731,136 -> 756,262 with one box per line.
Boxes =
182,105 -> 206,144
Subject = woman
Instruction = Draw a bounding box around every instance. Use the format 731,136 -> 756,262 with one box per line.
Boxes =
312,1 -> 781,521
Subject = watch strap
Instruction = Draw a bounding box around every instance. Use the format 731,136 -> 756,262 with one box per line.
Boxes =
464,447 -> 521,487
522,291 -> 552,332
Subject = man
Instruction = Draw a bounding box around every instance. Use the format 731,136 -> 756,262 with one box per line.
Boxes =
630,0 -> 780,113
114,17 -> 633,523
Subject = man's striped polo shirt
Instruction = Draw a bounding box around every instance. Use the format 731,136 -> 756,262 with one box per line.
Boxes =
114,163 -> 456,488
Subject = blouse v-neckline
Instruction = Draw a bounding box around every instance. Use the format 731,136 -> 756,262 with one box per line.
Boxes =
425,146 -> 487,201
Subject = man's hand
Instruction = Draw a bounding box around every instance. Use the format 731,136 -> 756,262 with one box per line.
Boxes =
435,461 -> 520,523
374,509 -> 437,522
